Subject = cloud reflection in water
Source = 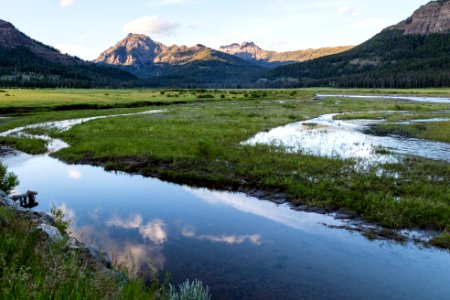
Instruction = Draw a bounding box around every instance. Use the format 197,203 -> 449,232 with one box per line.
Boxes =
66,210 -> 167,274
182,227 -> 262,245
185,187 -> 343,235
107,214 -> 168,244
67,168 -> 82,180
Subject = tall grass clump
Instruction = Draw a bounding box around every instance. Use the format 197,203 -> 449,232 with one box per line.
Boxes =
169,279 -> 211,300
0,161 -> 19,193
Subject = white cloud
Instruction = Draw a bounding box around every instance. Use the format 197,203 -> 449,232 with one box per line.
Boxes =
160,0 -> 187,4
269,40 -> 287,50
337,6 -> 351,15
153,0 -> 199,5
59,0 -> 74,8
189,21 -> 201,29
356,18 -> 392,29
123,16 -> 179,35
338,6 -> 362,17
67,168 -> 82,180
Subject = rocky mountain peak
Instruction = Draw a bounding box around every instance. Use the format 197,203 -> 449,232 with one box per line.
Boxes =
0,19 -> 15,29
219,42 -> 272,61
97,36 -> 233,68
241,41 -> 257,47
389,0 -> 450,35
96,34 -> 166,66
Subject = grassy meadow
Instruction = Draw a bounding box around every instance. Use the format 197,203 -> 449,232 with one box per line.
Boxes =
0,88 -> 449,245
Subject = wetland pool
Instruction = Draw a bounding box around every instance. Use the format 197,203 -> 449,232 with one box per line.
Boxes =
2,151 -> 450,300
1,108 -> 450,299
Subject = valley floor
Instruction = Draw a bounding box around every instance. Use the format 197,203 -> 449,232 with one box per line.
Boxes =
0,88 -> 449,248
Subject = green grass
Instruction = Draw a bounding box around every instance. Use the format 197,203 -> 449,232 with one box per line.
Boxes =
0,88 -> 317,113
332,109 -> 450,143
372,122 -> 450,143
41,92 -> 450,233
0,136 -> 48,154
313,87 -> 450,96
334,110 -> 450,122
1,87 -> 448,113
1,88 -> 450,240
429,232 -> 450,249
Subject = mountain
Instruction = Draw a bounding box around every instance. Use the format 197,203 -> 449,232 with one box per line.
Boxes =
266,0 -> 450,88
0,20 -> 76,65
219,42 -> 353,67
0,20 -> 136,88
388,0 -> 450,35
97,34 -> 164,67
96,34 -> 263,87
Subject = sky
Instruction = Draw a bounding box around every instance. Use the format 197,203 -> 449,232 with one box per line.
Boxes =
1,0 -> 431,60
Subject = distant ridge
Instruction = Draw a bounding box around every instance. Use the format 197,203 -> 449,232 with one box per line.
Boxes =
388,0 -> 450,35
0,19 -> 76,65
266,0 -> 450,88
95,34 -> 263,87
219,42 -> 353,67
0,19 -> 136,88
1,0 -> 449,89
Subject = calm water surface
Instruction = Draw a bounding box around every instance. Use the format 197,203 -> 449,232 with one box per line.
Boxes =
2,151 -> 450,300
244,113 -> 450,169
316,94 -> 450,103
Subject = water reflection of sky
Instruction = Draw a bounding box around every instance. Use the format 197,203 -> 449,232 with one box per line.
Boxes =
3,152 -> 450,300
244,113 -> 450,167
316,94 -> 450,104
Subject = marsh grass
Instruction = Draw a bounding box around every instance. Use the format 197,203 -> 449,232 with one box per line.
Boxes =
0,136 -> 48,154
429,232 -> 450,249
23,126 -> 62,137
334,111 -> 450,122
1,89 -> 450,241
373,122 -> 450,143
48,95 -> 450,233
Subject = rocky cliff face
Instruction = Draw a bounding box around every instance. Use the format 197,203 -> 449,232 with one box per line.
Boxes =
219,42 -> 353,65
99,35 -> 353,70
96,35 -> 229,68
0,19 -> 76,65
219,42 -> 275,61
96,34 -> 166,67
389,0 -> 450,35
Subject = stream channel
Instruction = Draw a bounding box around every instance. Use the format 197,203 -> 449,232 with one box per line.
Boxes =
1,108 -> 450,300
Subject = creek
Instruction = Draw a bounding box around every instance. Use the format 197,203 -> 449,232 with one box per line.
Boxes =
1,111 -> 450,300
